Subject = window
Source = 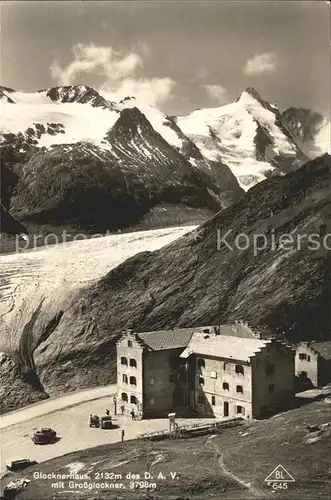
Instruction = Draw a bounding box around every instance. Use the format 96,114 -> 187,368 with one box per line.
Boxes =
130,376 -> 137,386
210,371 -> 217,379
300,371 -> 308,378
224,401 -> 229,417
121,357 -> 128,366
129,359 -> 137,368
128,340 -> 132,347
235,365 -> 244,375
199,376 -> 204,385
198,358 -> 205,368
122,374 -> 128,384
211,395 -> 216,406
130,395 -> 137,404
149,377 -> 155,385
236,385 -> 243,394
121,392 -> 128,402
236,405 -> 245,415
307,355 -> 311,362
299,353 -> 307,360
223,362 -> 228,370
269,384 -> 275,393
266,364 -> 274,376
169,374 -> 175,383
198,394 -> 204,404
223,382 -> 229,390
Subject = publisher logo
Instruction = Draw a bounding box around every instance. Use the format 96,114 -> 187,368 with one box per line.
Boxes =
265,464 -> 295,491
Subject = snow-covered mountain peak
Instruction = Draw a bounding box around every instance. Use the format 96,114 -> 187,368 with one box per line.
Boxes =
237,86 -> 264,103
177,88 -> 307,190
237,87 -> 280,114
44,85 -> 115,109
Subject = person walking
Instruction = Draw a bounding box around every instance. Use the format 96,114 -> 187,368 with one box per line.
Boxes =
121,429 -> 125,442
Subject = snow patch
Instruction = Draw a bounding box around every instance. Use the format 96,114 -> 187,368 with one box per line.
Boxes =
66,462 -> 86,475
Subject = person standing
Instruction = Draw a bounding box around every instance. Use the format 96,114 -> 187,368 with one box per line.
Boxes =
131,408 -> 135,420
121,429 -> 125,442
120,404 -> 125,415
113,396 -> 117,415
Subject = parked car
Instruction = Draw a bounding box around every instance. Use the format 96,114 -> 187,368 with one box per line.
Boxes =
99,416 -> 113,429
89,415 -> 100,427
89,415 -> 113,429
32,428 -> 57,445
5,460 -> 37,472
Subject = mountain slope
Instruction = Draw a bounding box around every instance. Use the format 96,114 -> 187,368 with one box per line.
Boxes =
30,154 -> 331,396
7,107 -> 230,230
0,86 -> 243,234
177,88 -> 308,190
281,107 -> 330,158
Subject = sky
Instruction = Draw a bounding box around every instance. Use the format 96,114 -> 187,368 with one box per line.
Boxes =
1,0 -> 330,116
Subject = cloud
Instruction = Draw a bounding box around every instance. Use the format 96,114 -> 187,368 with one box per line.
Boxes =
202,84 -> 228,104
50,43 -> 175,106
243,52 -> 278,76
100,78 -> 175,107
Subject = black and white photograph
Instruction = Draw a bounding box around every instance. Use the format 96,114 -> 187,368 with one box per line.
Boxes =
0,0 -> 330,499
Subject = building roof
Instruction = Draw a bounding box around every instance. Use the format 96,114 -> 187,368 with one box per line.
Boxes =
311,342 -> 331,360
134,323 -> 259,351
136,328 -> 197,351
217,323 -> 259,339
180,333 -> 269,362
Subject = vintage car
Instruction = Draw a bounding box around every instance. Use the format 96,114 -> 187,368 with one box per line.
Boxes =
99,416 -> 113,429
32,427 -> 57,445
89,414 -> 100,427
89,414 -> 113,429
5,459 -> 37,472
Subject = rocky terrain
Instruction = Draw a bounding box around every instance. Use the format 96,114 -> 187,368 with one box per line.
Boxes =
281,106 -> 330,159
1,154 -> 329,412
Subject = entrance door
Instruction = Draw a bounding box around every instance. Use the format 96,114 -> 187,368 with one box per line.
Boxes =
223,401 -> 229,417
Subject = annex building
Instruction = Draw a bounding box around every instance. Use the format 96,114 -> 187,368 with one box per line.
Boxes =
295,341 -> 331,390
116,324 -> 295,419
